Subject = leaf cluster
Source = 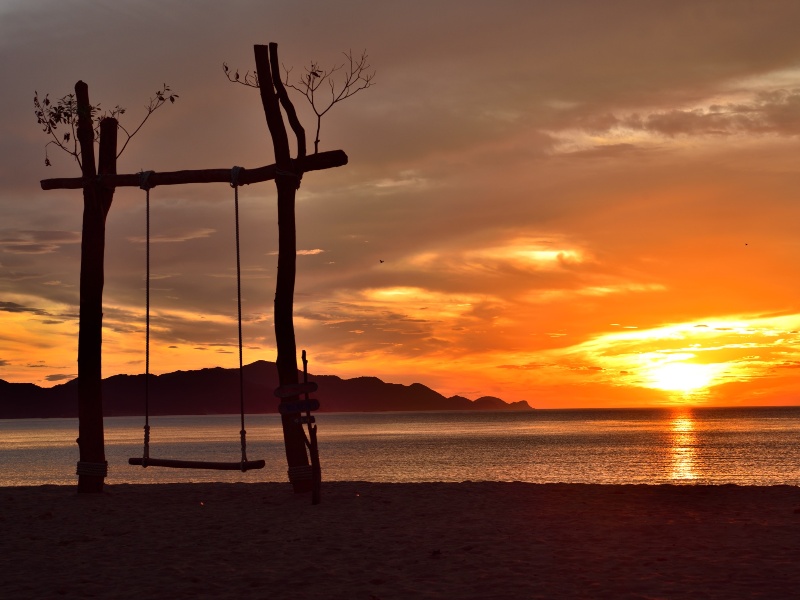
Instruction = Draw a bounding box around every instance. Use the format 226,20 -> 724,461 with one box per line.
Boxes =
34,84 -> 178,168
222,62 -> 260,88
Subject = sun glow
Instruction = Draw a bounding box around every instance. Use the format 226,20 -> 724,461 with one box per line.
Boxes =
646,362 -> 721,393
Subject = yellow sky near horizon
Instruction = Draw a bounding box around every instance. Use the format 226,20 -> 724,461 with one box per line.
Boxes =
3,1 -> 800,408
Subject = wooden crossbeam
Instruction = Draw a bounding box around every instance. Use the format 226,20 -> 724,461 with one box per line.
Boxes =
40,149 -> 347,190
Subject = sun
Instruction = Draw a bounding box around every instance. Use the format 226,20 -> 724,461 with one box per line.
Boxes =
646,362 -> 720,393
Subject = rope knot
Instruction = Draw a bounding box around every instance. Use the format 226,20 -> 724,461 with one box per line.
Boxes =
230,166 -> 243,188
139,170 -> 155,190
275,161 -> 303,189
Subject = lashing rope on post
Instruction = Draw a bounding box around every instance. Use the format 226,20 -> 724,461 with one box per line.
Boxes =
275,159 -> 302,189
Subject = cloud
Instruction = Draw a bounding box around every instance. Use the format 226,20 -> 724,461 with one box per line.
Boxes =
0,301 -> 52,316
556,314 -> 800,393
562,143 -> 649,160
45,374 -> 75,382
369,171 -> 430,193
0,270 -> 43,283
127,228 -> 216,244
626,90 -> 800,137
0,230 -> 80,254
497,362 -> 550,371
560,88 -> 800,145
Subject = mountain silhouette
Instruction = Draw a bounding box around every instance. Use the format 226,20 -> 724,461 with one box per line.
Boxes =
0,360 -> 532,418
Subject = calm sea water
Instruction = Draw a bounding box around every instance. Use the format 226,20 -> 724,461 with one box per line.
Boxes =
1,407 -> 799,487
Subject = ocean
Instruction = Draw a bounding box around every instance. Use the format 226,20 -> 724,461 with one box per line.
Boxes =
2,406 -> 799,487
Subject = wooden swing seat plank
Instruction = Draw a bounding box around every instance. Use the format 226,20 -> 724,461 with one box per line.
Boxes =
128,457 -> 266,470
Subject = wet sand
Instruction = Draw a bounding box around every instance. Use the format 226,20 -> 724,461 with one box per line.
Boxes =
3,482 -> 800,599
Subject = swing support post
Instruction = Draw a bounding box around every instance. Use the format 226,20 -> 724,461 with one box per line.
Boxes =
75,82 -> 118,493
253,43 -> 313,493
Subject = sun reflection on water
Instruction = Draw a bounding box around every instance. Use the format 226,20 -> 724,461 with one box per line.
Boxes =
669,410 -> 698,482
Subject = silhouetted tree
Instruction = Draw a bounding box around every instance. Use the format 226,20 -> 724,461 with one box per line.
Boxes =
224,50 -> 374,153
34,85 -> 178,167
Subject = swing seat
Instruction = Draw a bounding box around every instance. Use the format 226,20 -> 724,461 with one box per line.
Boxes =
128,457 -> 266,470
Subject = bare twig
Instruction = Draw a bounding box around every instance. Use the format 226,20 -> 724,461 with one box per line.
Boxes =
284,50 -> 375,153
115,85 -> 178,157
224,49 -> 375,154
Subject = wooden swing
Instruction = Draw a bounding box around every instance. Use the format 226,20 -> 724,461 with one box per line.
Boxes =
41,44 -> 346,494
128,168 -> 265,471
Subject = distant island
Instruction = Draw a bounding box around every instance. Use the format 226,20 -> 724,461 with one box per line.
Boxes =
0,360 -> 532,418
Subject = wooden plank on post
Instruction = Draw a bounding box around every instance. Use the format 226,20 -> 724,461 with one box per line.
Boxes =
277,399 -> 320,414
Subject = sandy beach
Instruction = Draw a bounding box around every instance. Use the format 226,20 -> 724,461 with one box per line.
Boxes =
2,482 -> 799,599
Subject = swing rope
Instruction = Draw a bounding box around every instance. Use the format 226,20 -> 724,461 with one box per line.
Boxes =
231,165 -> 249,466
130,167 -> 264,472
139,171 -> 154,465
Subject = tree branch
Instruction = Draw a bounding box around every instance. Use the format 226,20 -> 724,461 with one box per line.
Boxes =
223,63 -> 260,88
282,49 -> 375,153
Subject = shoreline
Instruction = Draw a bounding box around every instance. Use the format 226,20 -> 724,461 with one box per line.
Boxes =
4,481 -> 800,599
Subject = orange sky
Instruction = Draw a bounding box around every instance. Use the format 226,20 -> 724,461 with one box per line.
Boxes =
3,1 -> 800,408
